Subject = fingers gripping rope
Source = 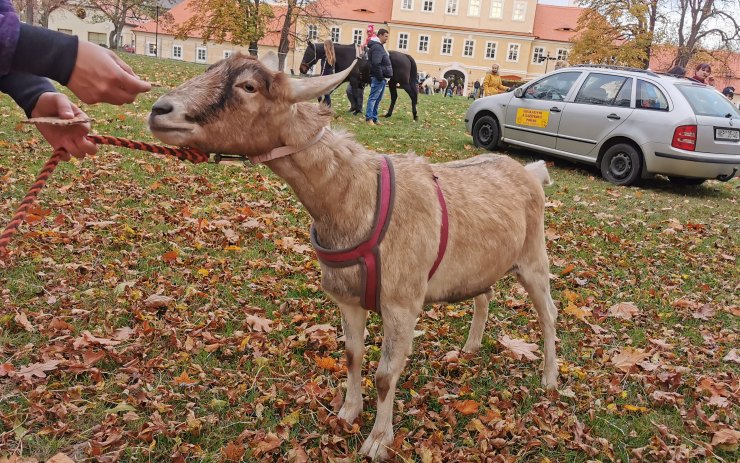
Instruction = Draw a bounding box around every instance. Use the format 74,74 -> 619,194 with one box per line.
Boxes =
0,136 -> 209,256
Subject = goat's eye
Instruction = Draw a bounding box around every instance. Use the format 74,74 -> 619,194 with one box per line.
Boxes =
240,82 -> 257,93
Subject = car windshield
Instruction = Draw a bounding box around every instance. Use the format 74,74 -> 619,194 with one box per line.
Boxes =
676,85 -> 740,118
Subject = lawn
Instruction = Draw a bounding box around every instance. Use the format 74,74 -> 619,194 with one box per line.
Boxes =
0,53 -> 738,462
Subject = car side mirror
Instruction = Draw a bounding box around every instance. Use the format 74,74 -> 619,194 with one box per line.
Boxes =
514,87 -> 525,98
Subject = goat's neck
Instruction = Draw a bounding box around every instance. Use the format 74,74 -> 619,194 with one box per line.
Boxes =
265,130 -> 379,251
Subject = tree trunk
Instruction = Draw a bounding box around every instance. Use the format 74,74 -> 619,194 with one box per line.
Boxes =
25,1 -> 34,25
277,0 -> 294,71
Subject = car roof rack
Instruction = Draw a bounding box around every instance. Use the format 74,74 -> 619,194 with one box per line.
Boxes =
568,64 -> 660,77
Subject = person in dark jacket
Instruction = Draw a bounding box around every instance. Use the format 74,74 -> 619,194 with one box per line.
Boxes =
364,28 -> 392,125
1,0 -> 150,159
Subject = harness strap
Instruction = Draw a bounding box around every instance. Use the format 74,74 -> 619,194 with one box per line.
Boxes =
428,176 -> 448,280
311,156 -> 394,312
250,128 -> 326,164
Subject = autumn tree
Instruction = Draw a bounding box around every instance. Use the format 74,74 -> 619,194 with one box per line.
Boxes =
12,0 -> 69,26
172,0 -> 273,56
84,0 -> 163,49
572,0 -> 660,68
272,0 -> 335,71
664,0 -> 740,68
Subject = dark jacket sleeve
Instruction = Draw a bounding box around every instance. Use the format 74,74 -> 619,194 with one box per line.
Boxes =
0,72 -> 55,117
0,0 -> 21,75
11,23 -> 78,85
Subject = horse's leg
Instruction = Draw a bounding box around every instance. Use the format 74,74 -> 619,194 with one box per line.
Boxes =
383,83 -> 398,118
403,83 -> 418,121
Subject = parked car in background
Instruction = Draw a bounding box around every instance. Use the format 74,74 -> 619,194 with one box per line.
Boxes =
465,65 -> 740,185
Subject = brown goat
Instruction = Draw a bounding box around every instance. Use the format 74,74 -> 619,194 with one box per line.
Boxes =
149,52 -> 558,460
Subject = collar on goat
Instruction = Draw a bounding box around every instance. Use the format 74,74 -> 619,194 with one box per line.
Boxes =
250,127 -> 327,164
310,156 -> 449,314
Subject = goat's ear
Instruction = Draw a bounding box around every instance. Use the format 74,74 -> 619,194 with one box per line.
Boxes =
284,59 -> 357,103
260,51 -> 279,72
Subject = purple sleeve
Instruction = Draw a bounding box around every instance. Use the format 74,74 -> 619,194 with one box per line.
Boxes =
0,0 -> 21,76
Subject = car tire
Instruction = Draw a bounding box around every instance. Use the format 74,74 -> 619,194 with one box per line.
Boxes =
668,176 -> 706,186
600,143 -> 642,186
472,115 -> 500,151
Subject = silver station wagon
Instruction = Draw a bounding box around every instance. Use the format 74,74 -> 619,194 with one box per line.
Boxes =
465,65 -> 740,185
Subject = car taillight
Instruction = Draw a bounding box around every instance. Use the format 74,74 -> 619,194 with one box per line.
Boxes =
672,125 -> 697,151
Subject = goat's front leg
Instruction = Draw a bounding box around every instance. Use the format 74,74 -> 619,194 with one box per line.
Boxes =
360,305 -> 419,461
338,303 -> 368,423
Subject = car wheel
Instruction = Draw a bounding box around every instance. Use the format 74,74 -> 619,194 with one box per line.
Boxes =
600,143 -> 642,186
668,176 -> 706,186
472,115 -> 500,151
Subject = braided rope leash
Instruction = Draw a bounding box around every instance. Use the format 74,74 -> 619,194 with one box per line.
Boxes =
0,135 -> 208,256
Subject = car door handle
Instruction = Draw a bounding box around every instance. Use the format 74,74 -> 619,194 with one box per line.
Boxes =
607,113 -> 621,120
550,107 -> 562,112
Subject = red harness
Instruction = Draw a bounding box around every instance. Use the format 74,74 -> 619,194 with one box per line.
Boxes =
310,156 -> 449,313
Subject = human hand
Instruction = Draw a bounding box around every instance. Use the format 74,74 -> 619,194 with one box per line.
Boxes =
31,92 -> 97,161
67,40 -> 151,105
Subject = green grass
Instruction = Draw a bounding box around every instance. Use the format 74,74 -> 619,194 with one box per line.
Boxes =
1,53 -> 738,462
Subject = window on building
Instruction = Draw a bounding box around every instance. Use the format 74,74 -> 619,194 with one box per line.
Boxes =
463,39 -> 474,57
485,41 -> 497,60
532,47 -> 545,64
58,28 -> 73,34
353,29 -> 363,45
88,32 -> 107,46
490,0 -> 503,19
513,1 -> 527,21
307,24 -> 318,42
401,0 -> 413,10
423,0 -> 434,12
223,50 -> 233,59
441,37 -> 453,55
398,33 -> 409,50
446,0 -> 458,14
146,42 -> 157,56
196,47 -> 207,63
418,35 -> 430,52
507,43 -> 520,62
172,44 -> 183,60
557,48 -> 569,63
331,26 -> 340,43
468,0 -> 481,16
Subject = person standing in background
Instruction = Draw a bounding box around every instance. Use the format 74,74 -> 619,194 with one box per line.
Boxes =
365,28 -> 392,126
690,63 -> 712,83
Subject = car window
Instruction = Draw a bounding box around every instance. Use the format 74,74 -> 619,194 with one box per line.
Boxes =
636,80 -> 669,111
675,85 -> 740,118
523,72 -> 581,101
575,73 -> 632,107
613,79 -> 633,107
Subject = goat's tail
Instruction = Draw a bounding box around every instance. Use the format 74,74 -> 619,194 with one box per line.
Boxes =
525,160 -> 553,187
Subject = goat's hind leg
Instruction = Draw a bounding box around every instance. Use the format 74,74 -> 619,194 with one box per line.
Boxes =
515,259 -> 558,389
462,288 -> 493,353
338,303 -> 368,423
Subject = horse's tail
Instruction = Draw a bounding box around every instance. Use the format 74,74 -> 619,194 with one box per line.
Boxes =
408,55 -> 418,96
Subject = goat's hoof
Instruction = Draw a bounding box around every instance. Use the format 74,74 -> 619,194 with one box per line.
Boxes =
542,373 -> 558,390
462,342 -> 481,354
360,430 -> 393,461
337,403 -> 362,424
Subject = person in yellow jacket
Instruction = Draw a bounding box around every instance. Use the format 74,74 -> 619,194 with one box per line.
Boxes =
482,64 -> 508,96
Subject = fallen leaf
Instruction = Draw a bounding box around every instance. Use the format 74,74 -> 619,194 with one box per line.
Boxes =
144,294 -> 174,309
611,348 -> 649,373
221,441 -> 245,462
499,335 -> 540,361
15,360 -> 61,380
245,314 -> 273,333
173,370 -> 198,386
14,311 -> 34,332
314,356 -> 339,371
608,302 -> 639,320
253,432 -> 283,455
454,399 -> 480,415
710,428 -> 739,450
47,453 -> 75,463
723,348 -> 740,364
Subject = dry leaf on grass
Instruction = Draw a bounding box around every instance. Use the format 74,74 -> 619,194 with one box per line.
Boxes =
611,348 -> 649,373
499,335 -> 540,361
608,302 -> 639,320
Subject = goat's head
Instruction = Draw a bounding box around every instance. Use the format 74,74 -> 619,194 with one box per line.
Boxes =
149,52 -> 354,156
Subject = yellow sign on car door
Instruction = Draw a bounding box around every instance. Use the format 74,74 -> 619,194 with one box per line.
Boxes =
516,109 -> 550,128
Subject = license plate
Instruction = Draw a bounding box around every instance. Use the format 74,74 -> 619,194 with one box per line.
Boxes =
715,128 -> 740,141
516,109 -> 550,128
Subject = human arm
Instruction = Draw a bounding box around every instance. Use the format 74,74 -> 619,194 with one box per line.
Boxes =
493,76 -> 508,93
10,24 -> 151,104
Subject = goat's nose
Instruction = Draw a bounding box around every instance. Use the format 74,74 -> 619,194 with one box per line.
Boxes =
151,100 -> 174,117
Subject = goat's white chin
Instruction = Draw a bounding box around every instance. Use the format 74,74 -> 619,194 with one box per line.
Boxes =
149,126 -> 195,146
